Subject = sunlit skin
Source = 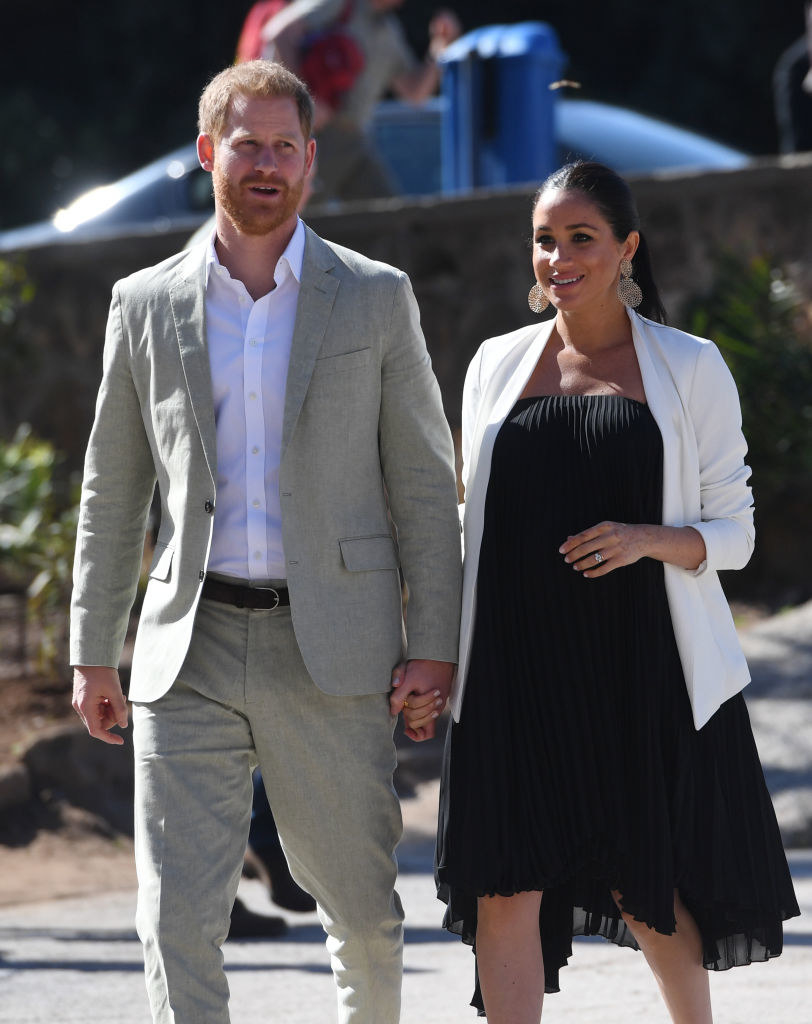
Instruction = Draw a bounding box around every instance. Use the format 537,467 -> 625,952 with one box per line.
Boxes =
531,188 -> 638,321
196,93 -> 316,299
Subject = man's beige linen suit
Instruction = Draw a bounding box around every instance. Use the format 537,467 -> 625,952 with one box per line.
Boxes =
70,226 -> 461,1023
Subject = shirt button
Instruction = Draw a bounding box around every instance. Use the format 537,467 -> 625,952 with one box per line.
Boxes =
252,499 -> 260,508
252,446 -> 260,455
248,391 -> 257,400
249,338 -> 258,347
254,550 -> 262,560
204,500 -> 214,513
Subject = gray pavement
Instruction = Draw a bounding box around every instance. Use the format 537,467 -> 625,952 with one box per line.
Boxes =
0,815 -> 809,1023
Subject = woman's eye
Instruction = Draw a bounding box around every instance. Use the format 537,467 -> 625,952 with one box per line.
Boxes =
573,233 -> 593,243
536,236 -> 554,247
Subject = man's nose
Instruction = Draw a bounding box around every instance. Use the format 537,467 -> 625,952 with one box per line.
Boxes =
254,146 -> 277,171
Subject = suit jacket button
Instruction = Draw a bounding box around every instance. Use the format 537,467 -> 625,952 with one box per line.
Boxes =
204,500 -> 214,513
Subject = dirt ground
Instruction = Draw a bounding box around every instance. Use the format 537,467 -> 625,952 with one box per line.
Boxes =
0,596 -> 137,906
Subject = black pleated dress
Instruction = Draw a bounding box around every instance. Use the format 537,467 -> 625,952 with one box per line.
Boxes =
437,394 -> 799,1015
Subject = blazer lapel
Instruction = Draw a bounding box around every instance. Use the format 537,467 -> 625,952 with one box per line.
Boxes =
630,310 -> 682,525
169,246 -> 217,485
281,227 -> 339,454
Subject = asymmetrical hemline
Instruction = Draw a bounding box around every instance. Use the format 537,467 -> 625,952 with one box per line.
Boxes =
436,394 -> 799,1015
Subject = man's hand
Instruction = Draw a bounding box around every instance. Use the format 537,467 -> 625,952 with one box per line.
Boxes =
389,659 -> 454,743
72,666 -> 129,745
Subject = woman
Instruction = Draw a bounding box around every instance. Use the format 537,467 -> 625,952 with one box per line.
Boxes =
393,161 -> 799,1022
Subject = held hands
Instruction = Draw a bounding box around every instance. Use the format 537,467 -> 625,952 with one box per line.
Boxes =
560,521 -> 650,578
72,666 -> 129,745
389,659 -> 455,743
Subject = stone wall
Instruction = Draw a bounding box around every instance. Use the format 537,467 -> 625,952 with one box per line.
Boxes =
3,155 -> 812,595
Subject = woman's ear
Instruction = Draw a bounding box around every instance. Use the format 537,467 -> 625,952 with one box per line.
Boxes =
624,230 -> 640,262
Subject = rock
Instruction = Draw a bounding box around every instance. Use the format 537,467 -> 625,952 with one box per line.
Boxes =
771,788 -> 812,848
0,764 -> 31,812
739,601 -> 812,698
21,723 -> 134,834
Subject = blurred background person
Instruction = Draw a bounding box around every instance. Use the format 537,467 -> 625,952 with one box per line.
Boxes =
258,0 -> 461,202
774,2 -> 812,152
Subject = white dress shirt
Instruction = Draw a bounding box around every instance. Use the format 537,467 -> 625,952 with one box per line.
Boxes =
205,218 -> 305,581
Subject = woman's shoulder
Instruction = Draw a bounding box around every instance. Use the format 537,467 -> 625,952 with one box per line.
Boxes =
473,321 -> 548,378
632,312 -> 735,401
632,311 -> 715,356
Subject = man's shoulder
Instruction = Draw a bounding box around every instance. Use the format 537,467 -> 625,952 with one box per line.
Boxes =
305,227 -> 405,285
114,244 -> 203,299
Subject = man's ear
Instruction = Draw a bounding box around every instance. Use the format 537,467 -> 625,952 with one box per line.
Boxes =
197,133 -> 215,172
305,137 -> 317,177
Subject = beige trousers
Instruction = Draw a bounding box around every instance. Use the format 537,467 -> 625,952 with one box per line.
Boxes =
131,598 -> 404,1023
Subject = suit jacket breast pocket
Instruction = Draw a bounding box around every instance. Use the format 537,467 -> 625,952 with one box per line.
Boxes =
310,347 -> 372,392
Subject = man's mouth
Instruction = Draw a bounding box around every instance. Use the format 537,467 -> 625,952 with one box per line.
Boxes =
248,184 -> 282,195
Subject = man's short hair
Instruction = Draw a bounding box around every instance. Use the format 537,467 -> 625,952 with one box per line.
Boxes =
198,60 -> 314,144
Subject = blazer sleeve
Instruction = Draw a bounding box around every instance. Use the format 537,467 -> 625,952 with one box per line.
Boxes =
377,272 -> 462,662
69,284 -> 157,668
685,341 -> 755,574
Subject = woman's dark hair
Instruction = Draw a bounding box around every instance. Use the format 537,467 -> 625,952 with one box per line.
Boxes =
534,161 -> 667,324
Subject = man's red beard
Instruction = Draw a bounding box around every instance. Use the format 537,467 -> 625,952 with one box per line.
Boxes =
212,167 -> 305,236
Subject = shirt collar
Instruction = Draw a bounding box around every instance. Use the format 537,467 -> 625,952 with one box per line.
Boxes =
205,216 -> 306,287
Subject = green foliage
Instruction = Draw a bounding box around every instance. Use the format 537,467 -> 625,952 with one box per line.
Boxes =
685,252 -> 812,508
0,258 -> 35,378
0,426 -> 79,676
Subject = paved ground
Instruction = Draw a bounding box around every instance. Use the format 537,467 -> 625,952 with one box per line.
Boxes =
0,805 -> 809,1024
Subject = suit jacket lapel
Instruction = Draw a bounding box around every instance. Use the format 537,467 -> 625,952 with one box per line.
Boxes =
282,227 -> 339,454
169,245 -> 217,485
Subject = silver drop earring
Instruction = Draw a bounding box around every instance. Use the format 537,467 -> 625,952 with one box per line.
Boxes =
528,282 -> 550,313
617,259 -> 643,308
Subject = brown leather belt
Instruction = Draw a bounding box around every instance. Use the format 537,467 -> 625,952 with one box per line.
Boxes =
201,577 -> 289,610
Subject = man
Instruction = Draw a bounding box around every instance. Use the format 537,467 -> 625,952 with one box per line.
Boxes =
70,59 -> 461,1024
261,0 -> 461,200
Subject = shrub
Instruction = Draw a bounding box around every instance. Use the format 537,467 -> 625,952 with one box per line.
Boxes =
0,426 -> 79,676
684,252 -> 812,599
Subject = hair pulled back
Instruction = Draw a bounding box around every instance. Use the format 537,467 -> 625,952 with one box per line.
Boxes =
535,161 -> 667,324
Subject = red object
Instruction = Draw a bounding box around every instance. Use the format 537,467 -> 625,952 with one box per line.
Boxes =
235,0 -> 364,110
300,30 -> 365,109
236,1 -> 288,63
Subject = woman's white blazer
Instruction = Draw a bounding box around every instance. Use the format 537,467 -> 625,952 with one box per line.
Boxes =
451,309 -> 754,730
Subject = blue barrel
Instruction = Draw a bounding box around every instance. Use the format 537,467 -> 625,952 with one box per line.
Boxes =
440,22 -> 566,192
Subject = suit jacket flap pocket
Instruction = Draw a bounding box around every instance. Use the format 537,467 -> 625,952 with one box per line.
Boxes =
148,542 -> 174,581
339,534 -> 399,572
313,347 -> 371,375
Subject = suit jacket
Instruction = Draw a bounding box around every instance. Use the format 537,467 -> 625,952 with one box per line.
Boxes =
452,309 -> 754,730
70,226 -> 462,703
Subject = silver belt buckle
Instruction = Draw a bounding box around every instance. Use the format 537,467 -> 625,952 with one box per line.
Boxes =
255,586 -> 280,610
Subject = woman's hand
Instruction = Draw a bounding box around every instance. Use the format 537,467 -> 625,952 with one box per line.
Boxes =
389,660 -> 452,742
560,522 -> 706,577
